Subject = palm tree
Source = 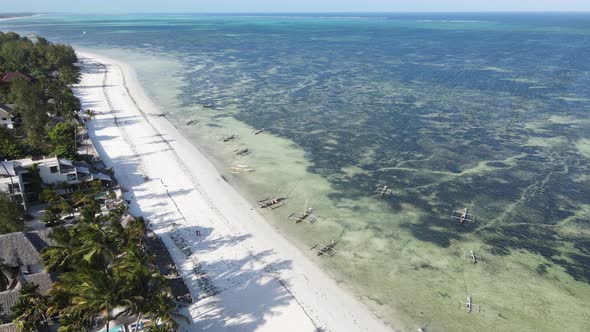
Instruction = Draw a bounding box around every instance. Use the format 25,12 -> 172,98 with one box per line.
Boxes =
145,326 -> 169,332
39,188 -> 59,203
42,244 -> 75,271
59,198 -> 74,217
78,198 -> 102,224
42,204 -> 61,226
11,283 -> 51,331
106,220 -> 127,254
72,191 -> 93,207
39,194 -> 183,332
25,163 -> 43,195
46,222 -> 114,270
126,217 -> 146,248
71,269 -> 124,332
74,223 -> 115,266
145,293 -> 189,332
42,225 -> 78,272
57,309 -> 94,332
84,109 -> 94,121
116,249 -> 164,329
89,179 -> 103,195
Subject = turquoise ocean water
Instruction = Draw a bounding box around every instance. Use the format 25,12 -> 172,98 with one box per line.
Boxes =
2,13 -> 589,331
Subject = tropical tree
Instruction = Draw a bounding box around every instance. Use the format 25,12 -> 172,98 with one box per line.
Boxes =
146,293 -> 187,332
41,201 -> 181,331
0,127 -> 26,159
116,249 -> 166,328
0,193 -> 25,234
72,191 -> 94,207
89,179 -> 103,195
57,65 -> 80,85
0,39 -> 32,72
59,198 -> 74,217
0,32 -> 81,157
41,204 -> 61,227
74,223 -> 115,266
84,109 -> 94,120
11,80 -> 49,149
70,269 -> 124,332
56,309 -> 94,332
39,188 -> 59,203
79,199 -> 102,224
48,122 -> 78,160
11,283 -> 51,331
126,217 -> 147,248
42,242 -> 76,272
25,164 -> 43,195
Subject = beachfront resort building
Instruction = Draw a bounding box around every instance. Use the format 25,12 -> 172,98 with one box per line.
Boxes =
0,229 -> 55,331
0,156 -> 112,210
0,103 -> 16,129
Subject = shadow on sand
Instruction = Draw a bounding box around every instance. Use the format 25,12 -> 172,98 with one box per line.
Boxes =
83,90 -> 302,331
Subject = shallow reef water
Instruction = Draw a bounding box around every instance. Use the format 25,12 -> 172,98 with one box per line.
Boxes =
3,13 -> 589,331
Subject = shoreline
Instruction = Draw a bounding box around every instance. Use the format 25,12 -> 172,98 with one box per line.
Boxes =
0,14 -> 40,21
74,51 -> 394,331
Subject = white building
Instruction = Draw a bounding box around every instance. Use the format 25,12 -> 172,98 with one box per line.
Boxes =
0,160 -> 25,206
0,156 -> 112,210
0,103 -> 16,129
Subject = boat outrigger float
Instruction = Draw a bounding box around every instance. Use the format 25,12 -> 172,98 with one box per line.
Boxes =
221,134 -> 238,142
258,196 -> 287,209
310,241 -> 338,257
459,296 -> 480,313
229,164 -> 254,174
450,208 -> 477,224
235,148 -> 250,156
288,200 -> 318,223
463,250 -> 482,264
374,185 -> 393,197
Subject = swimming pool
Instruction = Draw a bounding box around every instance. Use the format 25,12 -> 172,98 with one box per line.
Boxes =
99,325 -> 125,332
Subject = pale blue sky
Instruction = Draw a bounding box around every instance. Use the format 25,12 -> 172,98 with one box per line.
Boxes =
2,0 -> 590,13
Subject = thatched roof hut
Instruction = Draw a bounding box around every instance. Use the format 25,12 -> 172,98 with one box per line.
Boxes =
0,229 -> 52,268
0,230 -> 55,324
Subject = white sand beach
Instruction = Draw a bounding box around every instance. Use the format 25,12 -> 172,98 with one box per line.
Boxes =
73,52 -> 393,332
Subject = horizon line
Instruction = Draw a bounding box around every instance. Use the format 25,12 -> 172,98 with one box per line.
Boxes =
3,10 -> 590,15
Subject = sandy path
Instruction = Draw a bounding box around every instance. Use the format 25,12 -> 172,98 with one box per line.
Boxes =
74,52 -> 392,332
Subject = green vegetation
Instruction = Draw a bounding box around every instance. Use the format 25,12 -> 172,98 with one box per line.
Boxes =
0,127 -> 26,160
0,33 -> 77,77
48,123 -> 78,160
29,205 -> 183,331
11,283 -> 51,332
0,193 -> 25,234
24,164 -> 42,195
0,31 -> 81,158
1,32 -> 184,331
39,180 -> 105,227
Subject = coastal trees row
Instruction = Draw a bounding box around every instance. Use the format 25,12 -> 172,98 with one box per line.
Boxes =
11,201 -> 183,331
0,33 -> 78,79
10,79 -> 48,150
0,32 -> 82,158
